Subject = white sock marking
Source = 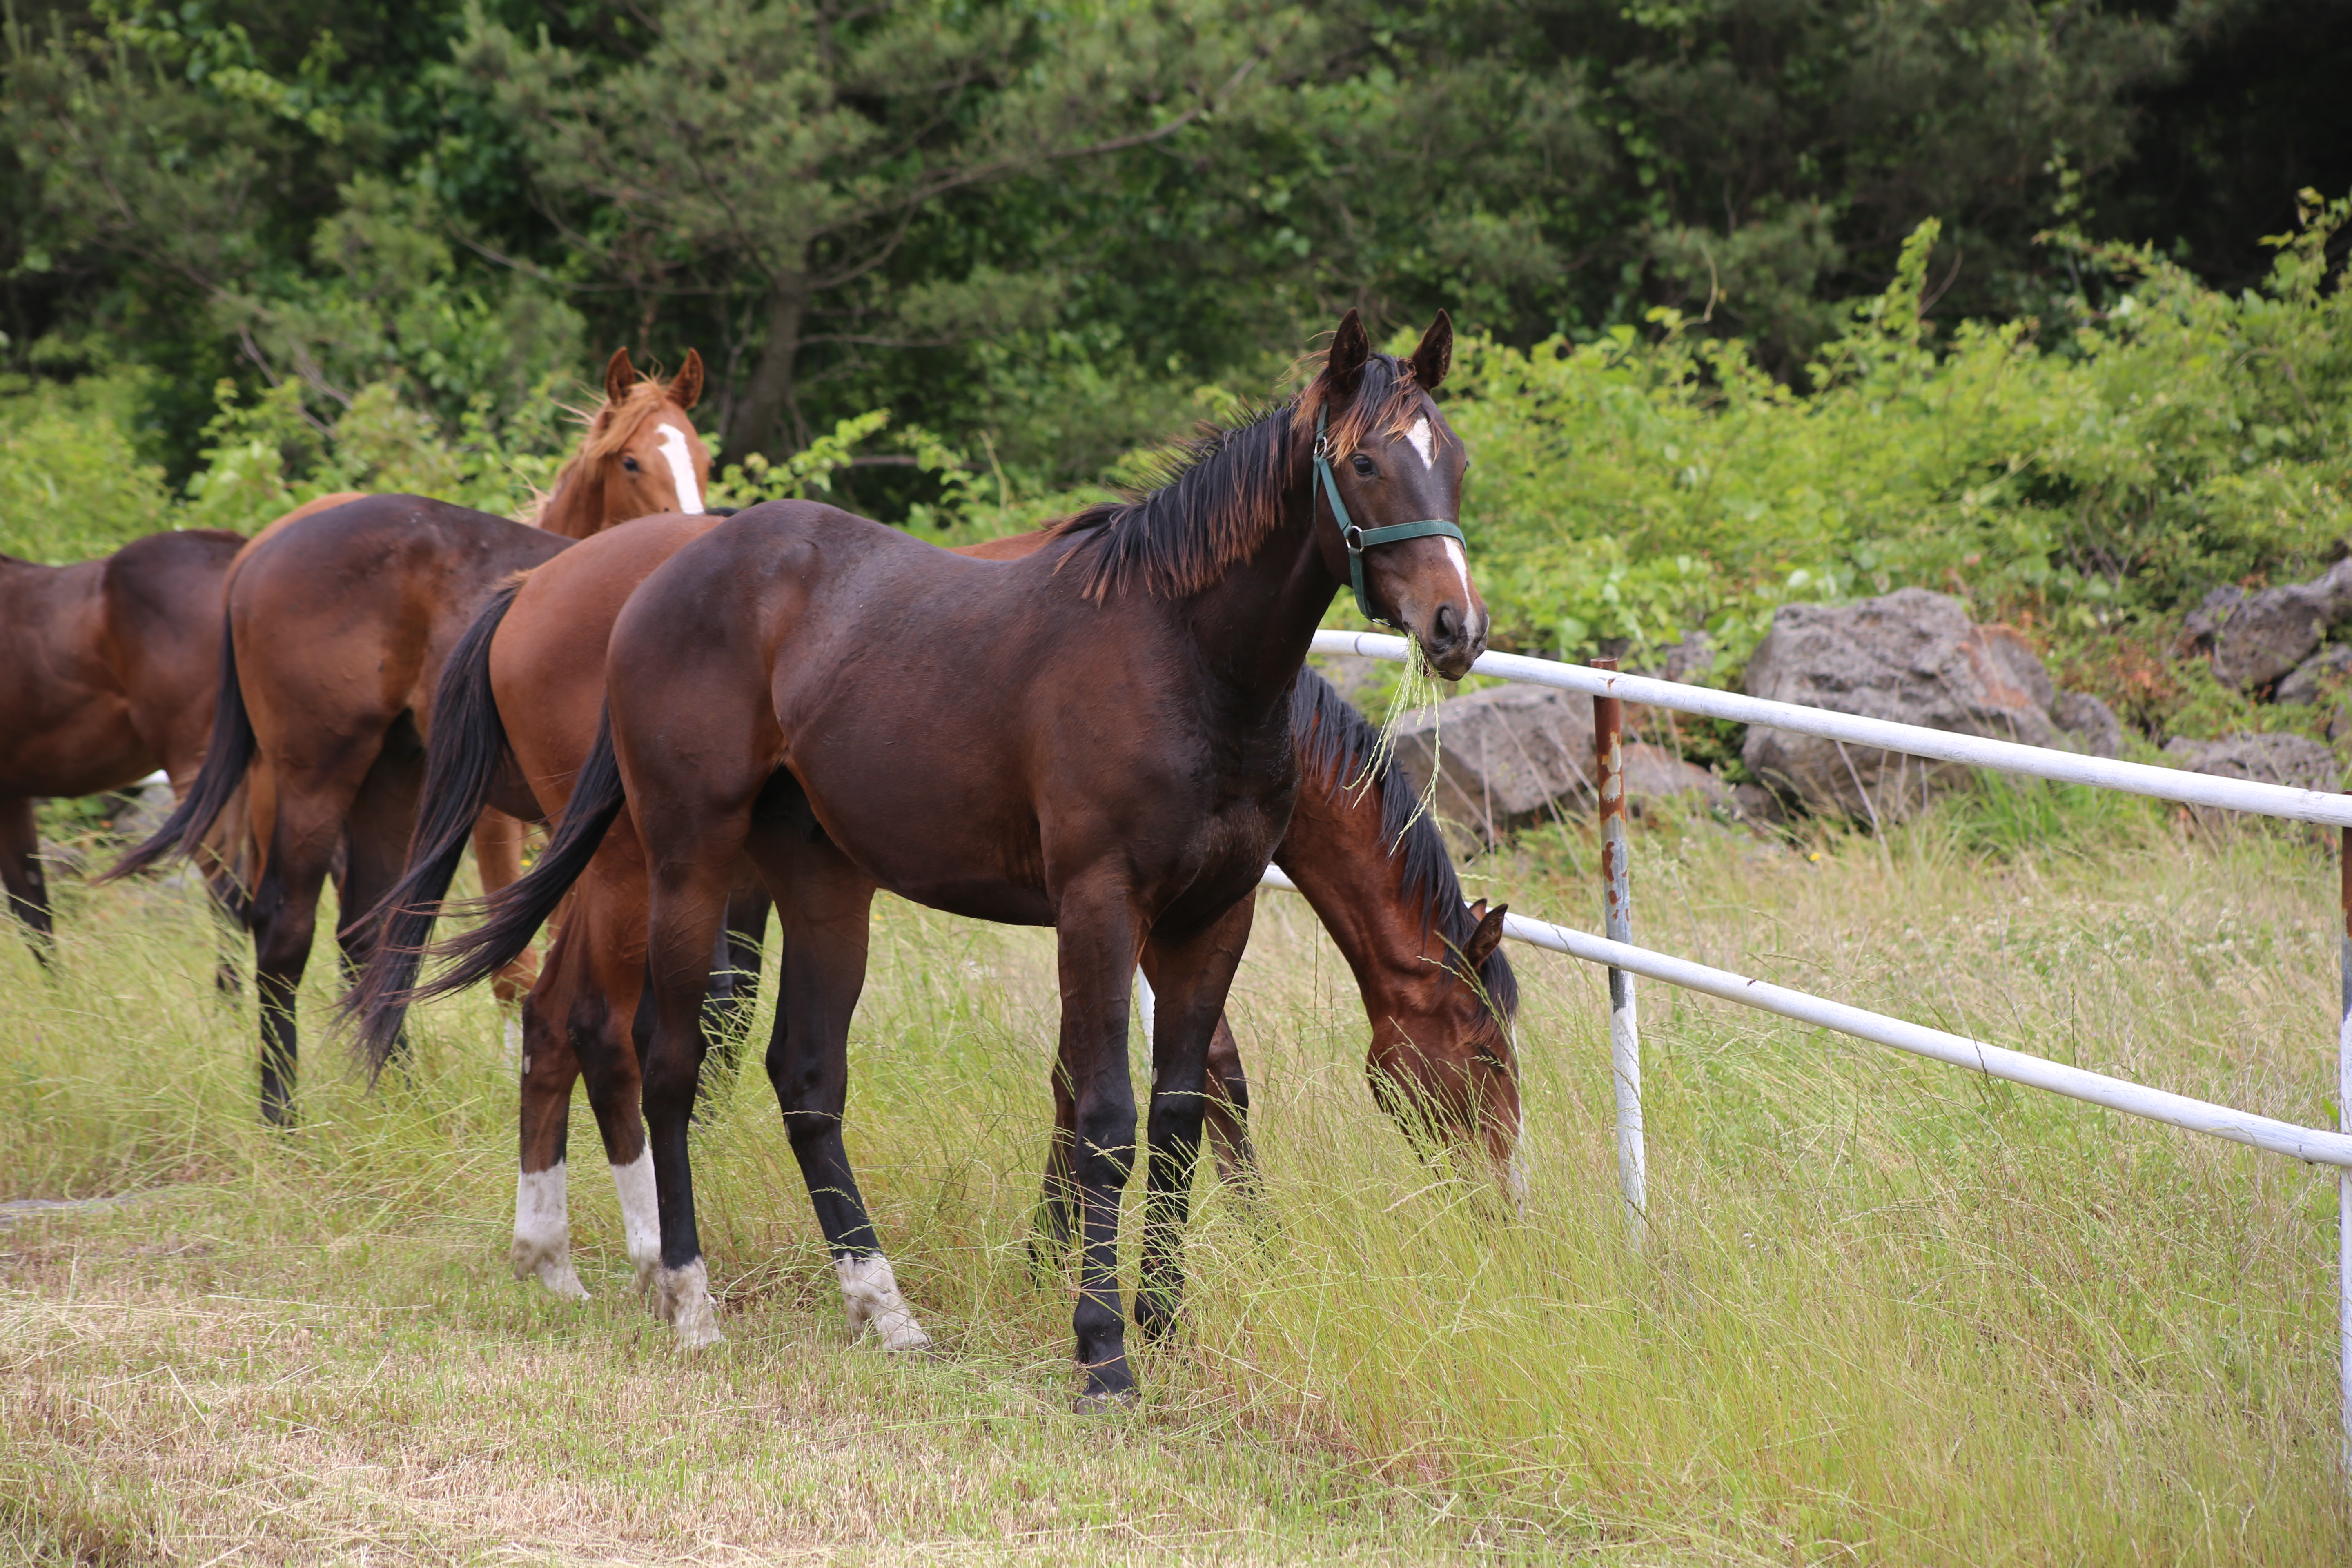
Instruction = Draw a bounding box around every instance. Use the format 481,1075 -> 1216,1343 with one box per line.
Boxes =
655,422 -> 704,515
836,1252 -> 932,1353
1406,416 -> 1436,471
511,1162 -> 586,1300
655,1258 -> 723,1348
610,1148 -> 661,1290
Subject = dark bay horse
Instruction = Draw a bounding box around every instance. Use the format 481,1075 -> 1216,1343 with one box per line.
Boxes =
371,310 -> 1484,1404
0,489 -> 364,964
340,507 -> 1515,1307
105,350 -> 710,1124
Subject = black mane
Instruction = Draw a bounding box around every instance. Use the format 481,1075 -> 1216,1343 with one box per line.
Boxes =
1289,669 -> 1519,1019
1055,351 -> 1428,601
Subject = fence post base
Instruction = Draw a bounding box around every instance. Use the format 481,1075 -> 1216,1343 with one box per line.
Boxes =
1595,659 -> 1648,1248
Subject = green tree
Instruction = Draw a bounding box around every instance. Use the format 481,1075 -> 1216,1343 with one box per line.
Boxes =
458,0 -> 1275,459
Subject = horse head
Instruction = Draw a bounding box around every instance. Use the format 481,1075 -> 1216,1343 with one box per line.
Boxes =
1305,310 -> 1488,680
538,347 -> 712,539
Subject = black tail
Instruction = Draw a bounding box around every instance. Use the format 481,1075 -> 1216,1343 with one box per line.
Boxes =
340,578 -> 528,1072
381,706 -> 626,1027
100,610 -> 256,907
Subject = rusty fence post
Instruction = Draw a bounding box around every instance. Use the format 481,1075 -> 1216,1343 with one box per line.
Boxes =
1594,658 -> 1648,1247
2340,820 -> 2350,1476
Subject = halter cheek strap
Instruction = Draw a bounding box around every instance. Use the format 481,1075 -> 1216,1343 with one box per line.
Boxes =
1314,408 -> 1468,626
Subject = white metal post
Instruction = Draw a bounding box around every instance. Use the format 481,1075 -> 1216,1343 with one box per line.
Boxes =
2338,822 -> 2350,1476
1593,659 -> 1647,1246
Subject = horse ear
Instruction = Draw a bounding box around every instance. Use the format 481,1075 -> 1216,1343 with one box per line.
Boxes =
1412,310 -> 1453,391
1325,308 -> 1370,401
1466,898 -> 1488,923
604,347 -> 635,406
672,348 -> 704,412
1463,902 -> 1508,970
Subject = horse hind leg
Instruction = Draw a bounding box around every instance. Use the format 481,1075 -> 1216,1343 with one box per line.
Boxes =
748,833 -> 928,1354
512,982 -> 590,1301
0,797 -> 56,968
472,809 -> 541,1011
694,882 -> 771,1115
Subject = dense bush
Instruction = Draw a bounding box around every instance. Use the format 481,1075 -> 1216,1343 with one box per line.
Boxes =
1432,194 -> 2352,695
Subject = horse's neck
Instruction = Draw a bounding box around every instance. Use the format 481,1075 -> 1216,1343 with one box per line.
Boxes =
536,469 -> 604,539
1276,780 -> 1447,1013
1177,477 -> 1334,715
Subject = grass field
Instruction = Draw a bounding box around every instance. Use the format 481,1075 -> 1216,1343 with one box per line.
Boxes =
4,790 -> 2350,1564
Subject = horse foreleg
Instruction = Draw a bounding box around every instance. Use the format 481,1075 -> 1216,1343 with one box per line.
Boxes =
1134,893 -> 1255,1345
1027,1059 -> 1080,1281
472,809 -> 539,1011
1054,880 -> 1147,1407
0,797 -> 55,968
1200,1013 -> 1261,1197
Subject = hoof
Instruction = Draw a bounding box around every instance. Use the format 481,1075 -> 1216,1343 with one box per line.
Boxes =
654,1259 -> 724,1349
1071,1387 -> 1138,1415
837,1253 -> 933,1354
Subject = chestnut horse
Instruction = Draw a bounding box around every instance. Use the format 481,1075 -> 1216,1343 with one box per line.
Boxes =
340,509 -> 1515,1309
106,350 -> 710,1124
0,490 -> 366,965
371,311 -> 1483,1405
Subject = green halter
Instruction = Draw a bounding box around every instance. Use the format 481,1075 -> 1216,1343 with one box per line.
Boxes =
1314,406 -> 1468,626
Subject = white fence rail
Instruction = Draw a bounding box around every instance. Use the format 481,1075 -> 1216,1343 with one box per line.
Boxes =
1291,626 -> 2352,1468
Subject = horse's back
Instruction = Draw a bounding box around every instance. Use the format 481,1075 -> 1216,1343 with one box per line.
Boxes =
229,495 -> 572,750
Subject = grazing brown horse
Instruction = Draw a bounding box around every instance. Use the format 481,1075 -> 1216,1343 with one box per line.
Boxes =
370,310 -> 1484,1405
0,489 -> 364,964
106,350 -> 709,1124
340,508 -> 1515,1308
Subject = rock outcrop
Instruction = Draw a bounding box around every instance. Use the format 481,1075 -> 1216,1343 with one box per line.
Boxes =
2179,560 -> 2352,691
1740,588 -> 2064,823
1385,684 -> 1732,842
2162,732 -> 2340,793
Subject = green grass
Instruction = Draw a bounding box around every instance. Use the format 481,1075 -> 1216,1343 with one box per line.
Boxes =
3,801 -> 2349,1563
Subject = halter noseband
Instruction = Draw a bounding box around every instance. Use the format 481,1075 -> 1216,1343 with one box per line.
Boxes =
1314,407 -> 1468,626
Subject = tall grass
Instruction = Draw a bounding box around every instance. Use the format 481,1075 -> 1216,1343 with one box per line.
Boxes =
3,803 -> 2348,1561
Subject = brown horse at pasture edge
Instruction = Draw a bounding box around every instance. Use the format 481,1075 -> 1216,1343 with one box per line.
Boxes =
372,310 -> 1486,1407
103,350 -> 711,1126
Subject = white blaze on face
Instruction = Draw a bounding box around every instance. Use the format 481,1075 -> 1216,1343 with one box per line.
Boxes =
1405,415 -> 1437,471
1441,536 -> 1473,603
610,1148 -> 661,1289
655,422 -> 704,514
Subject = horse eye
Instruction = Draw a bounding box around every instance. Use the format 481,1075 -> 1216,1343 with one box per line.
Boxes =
1350,453 -> 1377,478
621,456 -> 641,472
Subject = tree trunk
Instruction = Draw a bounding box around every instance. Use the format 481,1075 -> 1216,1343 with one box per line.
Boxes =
724,276 -> 808,461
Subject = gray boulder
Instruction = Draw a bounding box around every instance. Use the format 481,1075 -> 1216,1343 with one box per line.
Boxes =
2162,732 -> 2340,793
1740,587 -> 2061,824
1387,686 -> 1728,842
2276,643 -> 2352,706
2051,690 -> 2123,758
2179,559 -> 2352,690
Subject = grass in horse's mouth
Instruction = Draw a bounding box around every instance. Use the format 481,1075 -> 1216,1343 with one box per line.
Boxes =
1356,635 -> 1443,840
2,794 -> 2346,1562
